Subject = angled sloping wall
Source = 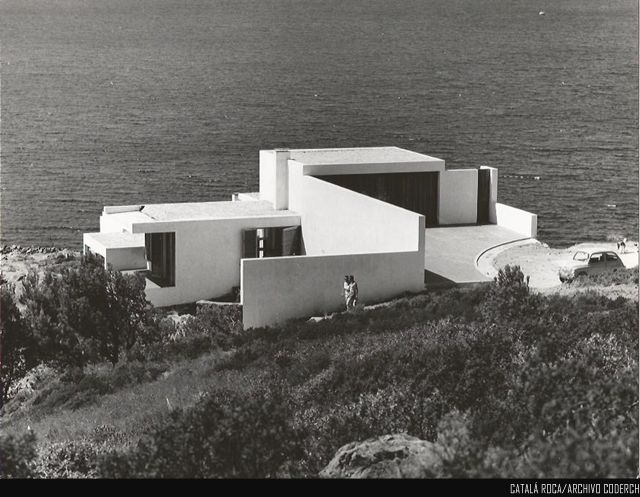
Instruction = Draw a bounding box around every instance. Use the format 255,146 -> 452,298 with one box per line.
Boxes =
241,170 -> 425,329
289,169 -> 423,255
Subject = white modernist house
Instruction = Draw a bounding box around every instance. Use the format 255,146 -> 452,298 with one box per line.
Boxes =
83,147 -> 537,329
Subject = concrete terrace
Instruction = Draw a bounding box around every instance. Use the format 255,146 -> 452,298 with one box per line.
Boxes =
425,225 -> 531,286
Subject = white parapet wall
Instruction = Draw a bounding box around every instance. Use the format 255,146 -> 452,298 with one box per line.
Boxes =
83,232 -> 147,271
495,203 -> 538,238
241,250 -> 424,329
438,169 -> 478,225
241,166 -> 426,329
259,149 -> 290,210
288,167 -> 424,255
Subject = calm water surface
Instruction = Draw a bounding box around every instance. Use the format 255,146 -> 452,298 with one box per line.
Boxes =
1,0 -> 638,248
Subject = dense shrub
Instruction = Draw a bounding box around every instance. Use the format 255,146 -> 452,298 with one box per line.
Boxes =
4,264 -> 637,478
19,253 -> 149,368
30,361 -> 169,412
31,425 -> 130,478
481,265 -> 538,323
33,373 -> 113,412
301,321 -> 515,410
295,386 -> 450,475
131,304 -> 242,362
570,266 -> 639,287
1,283 -> 34,405
0,431 -> 37,478
35,440 -> 102,478
99,382 -> 303,478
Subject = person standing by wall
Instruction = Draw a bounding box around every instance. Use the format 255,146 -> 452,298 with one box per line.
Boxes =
349,275 -> 359,308
343,275 -> 351,310
346,275 -> 358,310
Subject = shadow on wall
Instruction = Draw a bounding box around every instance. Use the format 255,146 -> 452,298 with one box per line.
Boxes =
424,270 -> 457,288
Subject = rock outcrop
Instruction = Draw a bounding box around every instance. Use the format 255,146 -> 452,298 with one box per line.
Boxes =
1,244 -> 63,255
320,434 -> 445,479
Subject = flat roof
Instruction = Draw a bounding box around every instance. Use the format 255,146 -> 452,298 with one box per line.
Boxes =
84,232 -> 144,249
288,147 -> 441,166
140,200 -> 298,222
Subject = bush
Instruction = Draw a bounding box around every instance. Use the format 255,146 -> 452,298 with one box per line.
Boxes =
30,361 -> 169,412
481,265 -> 538,323
99,382 -> 303,478
1,283 -> 34,405
32,425 -> 131,478
131,304 -> 242,362
33,373 -> 113,412
35,441 -> 102,478
4,265 -> 636,478
19,253 -> 149,369
0,431 -> 37,478
295,386 -> 450,475
570,266 -> 639,287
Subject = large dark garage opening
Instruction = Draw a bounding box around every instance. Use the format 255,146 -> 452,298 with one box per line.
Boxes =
316,172 -> 440,227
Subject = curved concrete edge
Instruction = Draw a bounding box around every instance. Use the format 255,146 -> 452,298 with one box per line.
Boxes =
475,237 -> 541,280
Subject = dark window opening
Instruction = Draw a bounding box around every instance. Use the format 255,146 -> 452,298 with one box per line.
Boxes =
317,172 -> 440,227
242,226 -> 301,259
589,254 -> 603,265
145,232 -> 176,287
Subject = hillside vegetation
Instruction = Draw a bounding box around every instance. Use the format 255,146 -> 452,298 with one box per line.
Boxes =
0,258 -> 637,478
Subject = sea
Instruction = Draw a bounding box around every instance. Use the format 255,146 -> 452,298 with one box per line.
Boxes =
1,0 -> 638,248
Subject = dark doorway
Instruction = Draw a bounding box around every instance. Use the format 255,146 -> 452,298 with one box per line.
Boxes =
318,172 -> 440,227
477,169 -> 491,225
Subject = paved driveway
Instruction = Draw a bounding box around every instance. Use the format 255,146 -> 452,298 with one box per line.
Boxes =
425,225 -> 530,286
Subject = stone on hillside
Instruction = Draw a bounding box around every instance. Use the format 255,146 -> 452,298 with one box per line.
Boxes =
320,433 -> 445,479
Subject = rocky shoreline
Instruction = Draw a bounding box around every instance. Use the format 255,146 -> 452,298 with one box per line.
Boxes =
1,245 -> 80,288
0,244 -> 68,256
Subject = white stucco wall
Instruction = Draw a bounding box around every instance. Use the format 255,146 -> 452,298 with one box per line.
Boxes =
481,166 -> 498,224
438,169 -> 478,225
495,203 -> 537,237
99,210 -> 151,233
83,233 -> 146,271
240,166 -> 426,329
288,168 -> 423,255
241,250 -> 424,329
100,213 -> 128,233
133,215 -> 300,307
83,234 -> 106,258
259,149 -> 290,210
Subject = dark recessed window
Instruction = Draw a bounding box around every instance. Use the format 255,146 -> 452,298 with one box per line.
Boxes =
145,232 -> 176,287
242,226 -> 301,259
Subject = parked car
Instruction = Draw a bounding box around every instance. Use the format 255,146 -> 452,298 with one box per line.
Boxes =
558,250 -> 625,282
